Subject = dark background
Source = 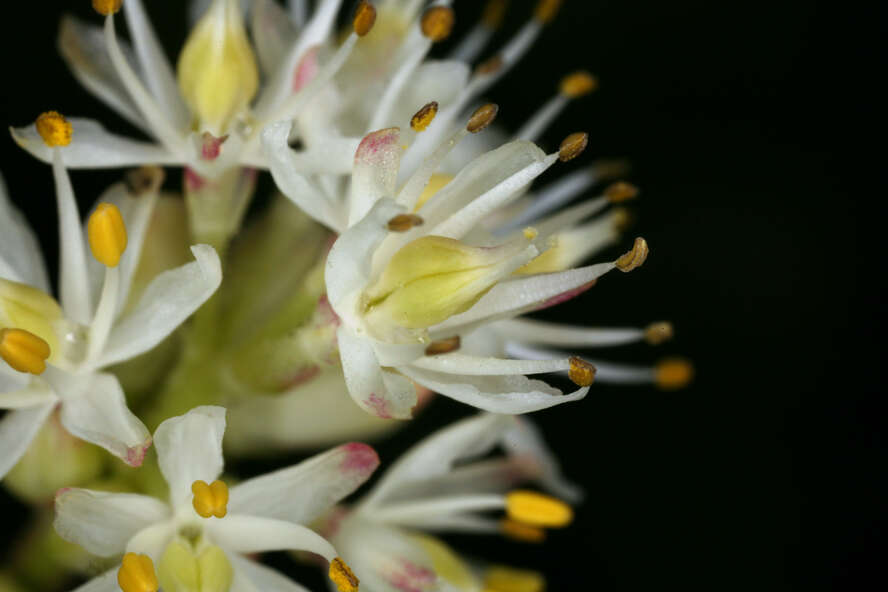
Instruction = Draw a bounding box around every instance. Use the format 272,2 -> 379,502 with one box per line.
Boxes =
1,0 -> 883,590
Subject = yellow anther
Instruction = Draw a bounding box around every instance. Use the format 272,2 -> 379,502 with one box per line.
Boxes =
92,0 -> 122,16
644,322 -> 674,345
614,237 -> 649,272
388,214 -> 424,232
87,203 -> 128,267
558,132 -> 589,162
467,103 -> 499,133
522,227 -> 538,240
560,71 -> 598,98
500,518 -> 547,543
421,6 -> 455,42
475,54 -> 504,76
534,0 -> 562,23
117,553 -> 158,592
415,173 -> 452,210
482,0 -> 509,29
191,479 -> 229,519
0,328 -> 51,375
568,356 -> 596,387
35,111 -> 72,147
353,0 -> 377,37
329,557 -> 359,592
411,101 -> 439,132
484,566 -> 545,592
605,181 -> 639,203
425,336 -> 461,356
655,358 -> 694,390
505,491 -> 573,528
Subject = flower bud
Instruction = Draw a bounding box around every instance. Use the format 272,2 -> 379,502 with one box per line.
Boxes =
177,0 -> 259,134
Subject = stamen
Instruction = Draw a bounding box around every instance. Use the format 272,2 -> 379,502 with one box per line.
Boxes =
644,322 -> 674,345
449,0 -> 507,62
568,356 -> 596,386
560,71 -> 598,98
191,479 -> 229,519
329,557 -> 359,592
500,518 -> 547,543
483,0 -> 509,29
614,237 -> 649,272
353,0 -> 377,37
125,166 -> 166,196
605,181 -> 639,203
655,358 -> 694,390
117,552 -> 158,592
411,102 -> 439,132
505,490 -> 573,528
467,103 -> 499,133
475,54 -> 504,76
388,214 -> 425,232
612,207 -> 633,232
421,6 -> 456,42
0,328 -> 51,375
425,336 -> 461,356
522,227 -> 539,240
534,0 -> 563,23
35,111 -> 72,147
92,0 -> 122,16
484,565 -> 545,592
558,132 -> 589,162
87,203 -> 128,267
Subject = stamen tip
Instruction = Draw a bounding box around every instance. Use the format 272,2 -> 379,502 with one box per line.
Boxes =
560,71 -> 598,98
475,54 -> 504,77
655,358 -> 694,390
35,111 -> 72,147
467,103 -> 499,133
568,356 -> 596,386
329,557 -> 359,592
421,6 -> 455,42
424,336 -> 461,356
558,132 -> 589,162
534,0 -> 563,24
92,0 -> 122,16
500,518 -> 547,543
506,490 -> 573,528
644,322 -> 674,345
0,328 -> 51,375
87,203 -> 128,267
605,181 -> 639,203
482,0 -> 509,30
387,213 -> 424,232
410,102 -> 439,132
615,237 -> 649,272
353,0 -> 377,37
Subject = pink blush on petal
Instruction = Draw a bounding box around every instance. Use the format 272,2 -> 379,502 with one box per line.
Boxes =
340,442 -> 380,473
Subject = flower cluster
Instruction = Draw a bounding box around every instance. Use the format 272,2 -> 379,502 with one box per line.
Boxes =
1,1 -> 692,591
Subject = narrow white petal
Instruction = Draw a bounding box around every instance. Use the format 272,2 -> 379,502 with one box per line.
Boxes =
205,515 -> 337,561
69,569 -> 119,592
372,493 -> 505,526
228,553 -> 311,592
505,418 -> 583,503
251,0 -> 298,76
0,403 -> 54,480
400,366 -> 588,415
125,521 -> 176,561
154,405 -> 226,511
94,245 -> 222,368
56,372 -> 151,467
337,327 -> 417,420
0,174 -> 50,291
52,150 -> 93,325
53,488 -> 169,557
229,442 -> 379,524
10,119 -> 179,169
0,381 -> 56,409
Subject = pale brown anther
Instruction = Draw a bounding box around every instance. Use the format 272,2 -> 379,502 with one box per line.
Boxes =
410,102 -> 439,132
655,358 -> 694,390
92,0 -> 122,16
604,181 -> 639,203
534,0 -> 562,23
387,214 -> 424,232
568,356 -> 596,387
482,0 -> 509,29
467,103 -> 499,133
421,6 -> 455,42
558,132 -> 588,162
615,237 -> 649,272
353,0 -> 377,37
424,336 -> 461,356
560,71 -> 598,98
475,54 -> 504,76
644,322 -> 674,345
125,166 -> 165,196
611,207 -> 633,232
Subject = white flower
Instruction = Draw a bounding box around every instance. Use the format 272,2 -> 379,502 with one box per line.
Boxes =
54,406 -> 376,592
327,413 -> 578,592
0,123 -> 222,478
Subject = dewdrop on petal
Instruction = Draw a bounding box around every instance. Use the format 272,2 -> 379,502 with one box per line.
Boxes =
92,0 -> 122,15
87,203 -> 128,267
329,557 -> 359,592
615,237 -> 649,272
505,491 -> 573,528
0,328 -> 51,375
118,553 -> 158,592
177,0 -> 259,134
35,111 -> 72,147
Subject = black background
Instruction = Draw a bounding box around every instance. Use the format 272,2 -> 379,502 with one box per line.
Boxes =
1,1 -> 883,590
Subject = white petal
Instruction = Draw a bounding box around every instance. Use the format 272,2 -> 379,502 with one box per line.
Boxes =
494,318 -> 645,348
125,521 -> 176,561
69,569 -> 119,592
154,405 -> 226,511
229,554 -> 311,592
504,418 -> 583,503
53,488 -> 170,557
337,327 -> 417,420
56,372 -> 152,467
10,118 -> 179,168
360,413 -> 512,509
0,403 -> 54,480
251,0 -> 298,76
325,198 -> 404,310
0,173 -> 50,291
349,128 -> 403,226
94,245 -> 222,368
52,150 -> 93,325
229,442 -> 379,524
205,515 -> 337,561
0,381 -> 56,409
400,366 -> 588,414
122,0 -> 191,130
58,16 -> 147,131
